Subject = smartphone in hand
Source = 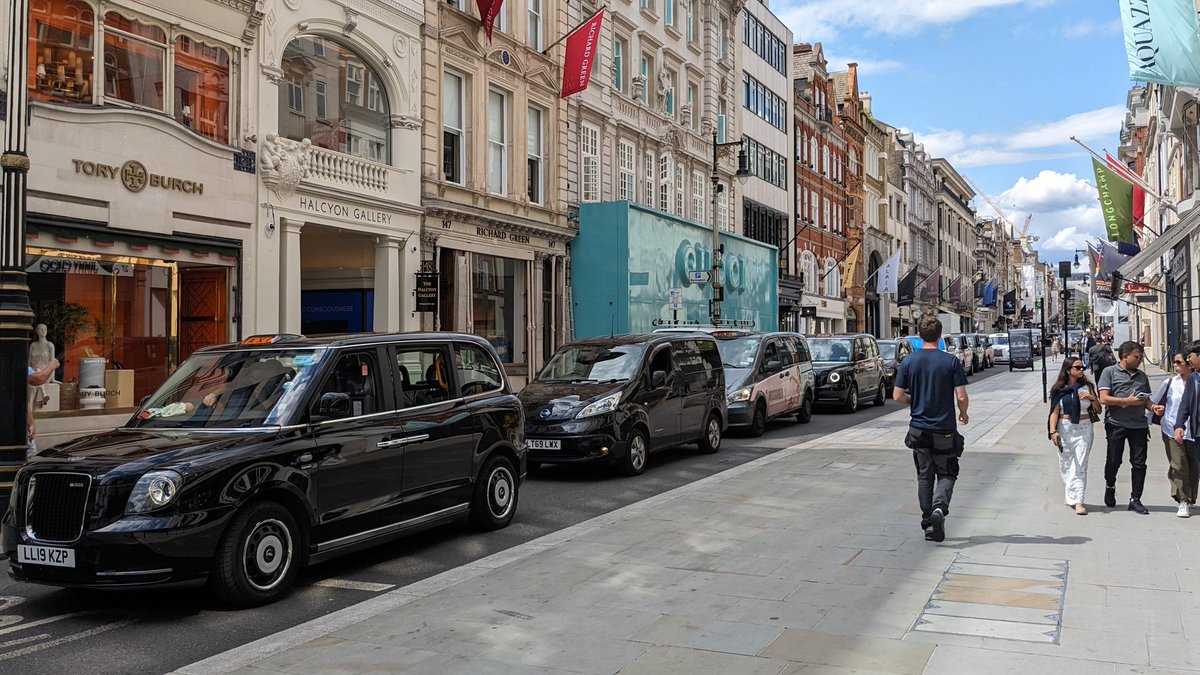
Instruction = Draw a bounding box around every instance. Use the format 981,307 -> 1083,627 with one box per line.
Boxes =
1136,391 -> 1153,399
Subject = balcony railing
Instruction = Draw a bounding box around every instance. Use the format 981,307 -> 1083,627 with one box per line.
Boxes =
307,146 -> 389,192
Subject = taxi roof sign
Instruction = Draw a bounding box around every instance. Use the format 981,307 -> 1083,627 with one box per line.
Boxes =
240,333 -> 304,345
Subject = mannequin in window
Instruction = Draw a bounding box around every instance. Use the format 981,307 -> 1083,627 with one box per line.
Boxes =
28,324 -> 57,409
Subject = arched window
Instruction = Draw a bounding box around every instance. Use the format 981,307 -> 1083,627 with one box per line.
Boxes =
280,36 -> 390,162
29,0 -> 95,106
823,257 -> 840,297
800,251 -> 817,295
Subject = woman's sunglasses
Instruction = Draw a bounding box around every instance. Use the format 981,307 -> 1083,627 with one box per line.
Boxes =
1070,365 -> 1086,370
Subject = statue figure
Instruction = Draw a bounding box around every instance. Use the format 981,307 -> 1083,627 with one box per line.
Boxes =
28,323 -> 57,410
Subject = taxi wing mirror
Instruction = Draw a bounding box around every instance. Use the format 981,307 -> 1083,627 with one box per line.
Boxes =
764,360 -> 782,373
316,392 -> 351,420
651,370 -> 668,389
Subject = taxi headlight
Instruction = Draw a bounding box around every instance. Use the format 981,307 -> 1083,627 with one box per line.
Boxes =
728,388 -> 752,403
126,470 -> 182,514
828,371 -> 841,383
576,393 -> 620,419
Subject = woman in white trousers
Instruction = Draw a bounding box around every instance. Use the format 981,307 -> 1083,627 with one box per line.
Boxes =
1049,358 -> 1100,515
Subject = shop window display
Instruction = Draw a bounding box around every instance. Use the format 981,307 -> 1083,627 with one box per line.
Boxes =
279,36 -> 391,163
471,254 -> 526,364
27,1 -> 232,144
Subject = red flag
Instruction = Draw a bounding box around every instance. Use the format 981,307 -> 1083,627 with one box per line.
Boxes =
476,0 -> 505,41
1106,153 -> 1145,232
560,9 -> 605,98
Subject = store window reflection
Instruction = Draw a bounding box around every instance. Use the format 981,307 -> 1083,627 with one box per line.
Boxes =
472,254 -> 526,364
279,35 -> 390,163
28,1 -> 232,144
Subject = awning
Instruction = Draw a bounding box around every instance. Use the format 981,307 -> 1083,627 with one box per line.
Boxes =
1117,205 -> 1200,278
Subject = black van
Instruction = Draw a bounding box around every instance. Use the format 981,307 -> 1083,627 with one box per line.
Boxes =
519,333 -> 727,476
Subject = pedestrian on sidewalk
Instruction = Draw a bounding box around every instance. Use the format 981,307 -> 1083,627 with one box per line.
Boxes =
893,315 -> 968,543
1159,353 -> 1199,517
1098,341 -> 1164,514
1048,358 -> 1100,515
1172,345 -> 1200,517
1089,340 -> 1116,384
1051,337 -> 1061,361
26,358 -> 59,460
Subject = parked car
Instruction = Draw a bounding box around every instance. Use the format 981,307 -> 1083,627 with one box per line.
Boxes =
4,332 -> 525,607
656,327 -> 816,435
943,333 -> 974,375
978,334 -> 995,369
877,339 -> 914,397
962,333 -> 987,371
989,332 -> 1010,364
520,333 -> 727,476
807,334 -> 886,413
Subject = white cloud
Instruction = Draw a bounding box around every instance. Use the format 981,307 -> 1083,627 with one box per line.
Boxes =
909,106 -> 1123,169
823,54 -> 904,74
973,170 -> 1107,255
776,0 -> 1034,40
998,170 -> 1097,212
1062,19 -> 1121,39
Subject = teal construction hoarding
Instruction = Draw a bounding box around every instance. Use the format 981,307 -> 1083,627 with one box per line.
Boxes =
572,202 -> 778,338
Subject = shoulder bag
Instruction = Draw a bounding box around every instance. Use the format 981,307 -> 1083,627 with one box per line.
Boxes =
1149,382 -> 1170,426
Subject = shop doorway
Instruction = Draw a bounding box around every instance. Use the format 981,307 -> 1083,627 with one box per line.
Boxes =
180,267 -> 229,360
299,224 -> 377,334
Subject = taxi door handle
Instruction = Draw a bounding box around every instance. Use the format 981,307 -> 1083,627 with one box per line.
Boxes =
378,434 -> 429,449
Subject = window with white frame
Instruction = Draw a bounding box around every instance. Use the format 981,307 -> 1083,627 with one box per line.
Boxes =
823,258 -> 840,296
613,36 -> 627,93
665,70 -> 676,116
314,80 -> 327,119
494,2 -> 507,33
581,124 -> 600,201
528,0 -> 542,50
717,100 -> 727,143
640,53 -> 653,105
346,64 -> 364,106
716,181 -> 729,231
644,150 -> 655,205
287,74 -> 303,112
718,16 -> 729,59
665,0 -> 674,26
443,71 -> 466,184
687,83 -> 698,130
368,77 -> 384,113
658,154 -> 671,211
527,106 -> 544,204
801,252 -> 818,294
809,137 -> 817,167
823,197 -> 831,229
675,163 -> 685,215
487,88 -> 509,194
692,171 -> 705,222
618,140 -> 636,201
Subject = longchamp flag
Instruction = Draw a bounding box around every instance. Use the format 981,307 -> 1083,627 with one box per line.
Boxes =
560,9 -> 605,98
476,0 -> 505,41
1119,0 -> 1200,87
876,248 -> 901,294
897,267 -> 917,307
1092,158 -> 1136,246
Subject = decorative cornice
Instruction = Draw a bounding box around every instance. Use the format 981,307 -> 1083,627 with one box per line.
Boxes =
242,0 -> 265,44
424,204 -> 576,244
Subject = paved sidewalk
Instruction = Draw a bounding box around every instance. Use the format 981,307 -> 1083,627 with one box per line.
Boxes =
172,365 -> 1200,675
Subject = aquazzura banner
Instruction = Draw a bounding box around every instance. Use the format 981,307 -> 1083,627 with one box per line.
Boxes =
1119,0 -> 1200,87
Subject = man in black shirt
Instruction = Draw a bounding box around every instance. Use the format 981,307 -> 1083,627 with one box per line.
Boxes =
893,316 -> 969,542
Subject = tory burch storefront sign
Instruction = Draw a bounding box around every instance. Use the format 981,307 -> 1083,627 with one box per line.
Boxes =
72,158 -> 205,195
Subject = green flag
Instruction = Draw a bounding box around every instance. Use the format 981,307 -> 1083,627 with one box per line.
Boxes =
1093,158 -> 1134,245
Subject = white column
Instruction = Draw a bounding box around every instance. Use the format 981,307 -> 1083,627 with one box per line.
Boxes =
373,236 -> 402,333
279,218 -> 304,333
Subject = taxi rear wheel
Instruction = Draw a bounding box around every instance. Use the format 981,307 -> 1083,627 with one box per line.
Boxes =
470,454 -> 519,530
796,391 -> 813,424
211,501 -> 301,607
842,384 -> 859,413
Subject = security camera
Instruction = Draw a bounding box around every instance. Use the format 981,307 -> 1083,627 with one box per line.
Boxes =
265,219 -> 276,233
411,245 -> 418,252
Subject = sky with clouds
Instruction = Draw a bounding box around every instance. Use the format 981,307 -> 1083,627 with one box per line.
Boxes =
773,0 -> 1134,264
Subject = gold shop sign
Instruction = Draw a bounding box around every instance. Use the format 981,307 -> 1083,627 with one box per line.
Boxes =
72,158 -> 205,195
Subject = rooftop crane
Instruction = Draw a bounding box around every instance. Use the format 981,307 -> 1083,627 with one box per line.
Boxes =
963,173 -> 1023,241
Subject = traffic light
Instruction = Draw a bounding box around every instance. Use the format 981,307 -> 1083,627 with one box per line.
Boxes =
1059,289 -> 1071,301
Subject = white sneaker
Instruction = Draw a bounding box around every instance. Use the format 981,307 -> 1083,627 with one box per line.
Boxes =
1177,502 -> 1191,518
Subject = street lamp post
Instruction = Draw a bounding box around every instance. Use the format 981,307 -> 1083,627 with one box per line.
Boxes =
1,0 -> 34,500
709,133 -> 750,325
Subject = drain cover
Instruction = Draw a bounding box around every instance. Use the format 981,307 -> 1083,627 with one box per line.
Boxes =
911,552 -> 1067,644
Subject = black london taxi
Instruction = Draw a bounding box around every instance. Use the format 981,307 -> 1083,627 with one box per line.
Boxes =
807,333 -> 886,413
519,333 -> 726,476
3,332 -> 525,607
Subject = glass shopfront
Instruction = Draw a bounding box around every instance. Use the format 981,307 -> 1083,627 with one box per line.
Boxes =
26,242 -> 233,412
470,253 -> 526,364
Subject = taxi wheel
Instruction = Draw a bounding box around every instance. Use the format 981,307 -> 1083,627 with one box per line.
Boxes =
873,382 -> 886,407
470,454 -> 519,530
211,501 -> 301,607
748,401 -> 767,437
618,428 -> 649,476
697,413 -> 722,454
796,392 -> 813,424
843,384 -> 859,413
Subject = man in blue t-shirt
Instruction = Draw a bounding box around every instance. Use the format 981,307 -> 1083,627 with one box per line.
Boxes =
893,315 -> 969,542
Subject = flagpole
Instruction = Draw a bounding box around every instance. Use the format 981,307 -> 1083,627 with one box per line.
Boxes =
819,241 -> 861,284
541,6 -> 606,56
1070,135 -> 1177,212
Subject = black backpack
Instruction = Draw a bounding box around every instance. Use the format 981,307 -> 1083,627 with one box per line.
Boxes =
1092,346 -> 1116,371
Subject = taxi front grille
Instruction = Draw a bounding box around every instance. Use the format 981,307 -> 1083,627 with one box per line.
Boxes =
26,472 -> 92,543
